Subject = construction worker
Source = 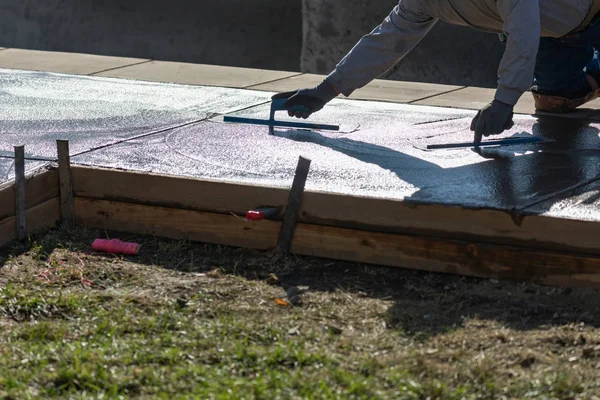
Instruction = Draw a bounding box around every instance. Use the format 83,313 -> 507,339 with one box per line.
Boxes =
274,0 -> 600,143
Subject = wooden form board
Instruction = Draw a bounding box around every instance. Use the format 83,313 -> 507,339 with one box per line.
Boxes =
74,197 -> 600,289
71,165 -> 600,255
0,167 -> 59,220
74,198 -> 280,250
0,198 -> 61,248
0,167 -> 59,247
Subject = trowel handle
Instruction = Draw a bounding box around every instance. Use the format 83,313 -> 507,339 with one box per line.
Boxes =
271,97 -> 309,113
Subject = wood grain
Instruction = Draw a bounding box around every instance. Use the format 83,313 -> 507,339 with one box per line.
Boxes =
70,166 -> 600,254
0,198 -> 61,248
74,198 -> 280,250
73,197 -> 600,289
0,168 -> 59,221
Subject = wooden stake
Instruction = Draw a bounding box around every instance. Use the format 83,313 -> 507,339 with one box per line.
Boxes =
57,140 -> 74,228
14,145 -> 26,240
277,156 -> 311,253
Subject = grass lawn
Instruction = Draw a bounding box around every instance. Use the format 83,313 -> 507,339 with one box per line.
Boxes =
1,226 -> 600,399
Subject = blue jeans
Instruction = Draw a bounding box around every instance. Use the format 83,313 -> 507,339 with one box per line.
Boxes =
531,12 -> 600,99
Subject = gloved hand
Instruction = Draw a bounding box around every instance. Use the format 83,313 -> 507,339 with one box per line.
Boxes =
271,79 -> 339,119
470,99 -> 514,143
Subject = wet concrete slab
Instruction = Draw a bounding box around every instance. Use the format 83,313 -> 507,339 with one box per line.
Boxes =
2,68 -> 600,218
525,179 -> 600,222
72,99 -> 600,214
0,158 -> 49,183
0,69 -> 272,159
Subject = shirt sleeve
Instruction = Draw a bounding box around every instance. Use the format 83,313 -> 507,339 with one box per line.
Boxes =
326,2 -> 438,97
494,0 -> 541,105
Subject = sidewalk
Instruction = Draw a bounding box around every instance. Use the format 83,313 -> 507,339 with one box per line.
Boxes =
2,47 -> 599,118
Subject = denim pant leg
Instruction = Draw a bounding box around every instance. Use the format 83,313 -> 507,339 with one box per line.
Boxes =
532,38 -> 593,98
533,13 -> 600,98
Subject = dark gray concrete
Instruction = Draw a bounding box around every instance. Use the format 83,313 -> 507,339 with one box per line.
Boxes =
0,0 -> 302,71
301,0 -> 505,88
0,69 -> 271,159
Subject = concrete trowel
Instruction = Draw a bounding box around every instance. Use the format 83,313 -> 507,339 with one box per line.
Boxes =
223,98 -> 340,134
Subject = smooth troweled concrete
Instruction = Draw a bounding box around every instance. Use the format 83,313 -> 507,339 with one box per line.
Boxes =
72,99 -> 600,216
1,68 -> 600,225
0,69 -> 271,159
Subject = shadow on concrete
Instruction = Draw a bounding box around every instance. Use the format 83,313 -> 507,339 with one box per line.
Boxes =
271,115 -> 600,213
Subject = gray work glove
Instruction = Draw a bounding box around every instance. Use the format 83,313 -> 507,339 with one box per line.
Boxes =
470,99 -> 514,143
271,80 -> 339,119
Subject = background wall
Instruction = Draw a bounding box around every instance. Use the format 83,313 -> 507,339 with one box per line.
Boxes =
0,0 -> 506,87
0,0 -> 303,71
301,0 -> 506,88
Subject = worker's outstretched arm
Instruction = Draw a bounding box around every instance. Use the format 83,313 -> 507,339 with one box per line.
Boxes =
471,0 -> 540,142
275,2 -> 438,119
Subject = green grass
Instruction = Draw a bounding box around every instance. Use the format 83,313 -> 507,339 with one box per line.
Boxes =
1,227 -> 600,398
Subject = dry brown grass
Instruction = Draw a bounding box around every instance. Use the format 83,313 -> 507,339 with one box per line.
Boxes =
1,226 -> 600,398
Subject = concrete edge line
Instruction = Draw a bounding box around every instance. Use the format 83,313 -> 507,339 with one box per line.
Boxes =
243,72 -> 306,89
88,59 -> 154,76
0,48 -> 596,119
406,86 -> 469,105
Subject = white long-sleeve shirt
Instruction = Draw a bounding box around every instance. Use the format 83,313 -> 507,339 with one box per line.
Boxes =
326,0 -> 594,106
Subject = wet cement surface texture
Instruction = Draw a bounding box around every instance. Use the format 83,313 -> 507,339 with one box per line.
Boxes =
2,68 -> 600,218
0,69 -> 272,160
73,98 -> 600,215
0,158 -> 48,182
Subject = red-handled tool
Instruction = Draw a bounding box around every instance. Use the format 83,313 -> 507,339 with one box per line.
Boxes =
92,239 -> 141,255
246,207 -> 279,221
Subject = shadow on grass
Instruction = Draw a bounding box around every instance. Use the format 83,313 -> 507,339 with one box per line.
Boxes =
3,225 -> 599,339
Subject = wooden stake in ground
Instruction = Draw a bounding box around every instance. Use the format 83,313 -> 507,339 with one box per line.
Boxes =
277,156 -> 311,253
57,140 -> 74,228
14,145 -> 26,240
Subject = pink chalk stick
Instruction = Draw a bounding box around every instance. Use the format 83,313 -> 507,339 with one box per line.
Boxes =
92,239 -> 140,255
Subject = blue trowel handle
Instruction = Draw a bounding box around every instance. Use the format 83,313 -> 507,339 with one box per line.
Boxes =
271,98 -> 309,113
270,98 -> 310,122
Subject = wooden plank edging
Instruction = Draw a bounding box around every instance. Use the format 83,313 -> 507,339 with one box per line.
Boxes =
74,197 -> 600,289
71,165 -> 600,255
0,198 -> 61,248
0,167 -> 59,221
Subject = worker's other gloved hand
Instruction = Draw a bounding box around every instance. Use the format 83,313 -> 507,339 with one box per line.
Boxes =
271,79 -> 339,119
470,99 -> 514,143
